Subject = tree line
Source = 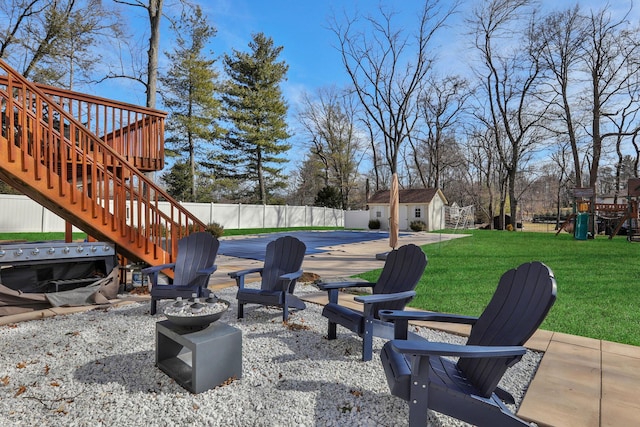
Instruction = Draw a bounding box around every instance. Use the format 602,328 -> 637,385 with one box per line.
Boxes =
2,0 -> 640,228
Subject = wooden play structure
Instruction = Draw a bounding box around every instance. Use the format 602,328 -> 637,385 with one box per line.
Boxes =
0,59 -> 207,273
556,181 -> 640,240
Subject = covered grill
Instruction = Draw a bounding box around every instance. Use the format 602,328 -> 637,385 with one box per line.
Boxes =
0,241 -> 117,293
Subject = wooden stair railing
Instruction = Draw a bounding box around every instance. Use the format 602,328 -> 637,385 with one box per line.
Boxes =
0,77 -> 167,172
0,59 -> 205,267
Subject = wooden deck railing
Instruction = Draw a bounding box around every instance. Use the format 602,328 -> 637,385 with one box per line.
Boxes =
0,78 -> 167,172
0,59 -> 204,265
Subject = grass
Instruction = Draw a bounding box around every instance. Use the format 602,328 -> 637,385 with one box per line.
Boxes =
0,232 -> 87,242
358,229 -> 640,346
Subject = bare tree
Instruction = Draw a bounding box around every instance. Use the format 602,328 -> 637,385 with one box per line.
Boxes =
464,124 -> 504,227
112,0 -> 164,108
330,0 -> 459,176
0,0 -> 122,88
296,86 -> 365,208
582,5 -> 640,190
409,74 -> 472,188
470,0 -> 549,229
0,0 -> 47,59
536,5 -> 588,187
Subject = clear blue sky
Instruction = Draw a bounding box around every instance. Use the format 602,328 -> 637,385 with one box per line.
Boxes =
93,0 -> 635,172
102,0 -> 630,110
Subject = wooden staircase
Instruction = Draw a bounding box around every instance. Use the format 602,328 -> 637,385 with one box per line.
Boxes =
0,59 -> 206,267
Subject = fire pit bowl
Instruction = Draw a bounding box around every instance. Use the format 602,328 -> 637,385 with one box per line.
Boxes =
164,299 -> 230,330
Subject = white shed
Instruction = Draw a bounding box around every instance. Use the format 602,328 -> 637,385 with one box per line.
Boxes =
368,188 -> 448,231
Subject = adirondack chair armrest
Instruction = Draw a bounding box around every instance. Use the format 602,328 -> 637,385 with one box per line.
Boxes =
279,270 -> 303,281
276,270 -> 303,291
229,267 -> 264,289
142,263 -> 176,274
354,290 -> 416,304
196,265 -> 218,276
356,291 -> 417,317
316,281 -> 375,291
228,267 -> 264,278
379,309 -> 478,325
142,263 -> 176,286
379,309 -> 479,339
389,340 -> 527,359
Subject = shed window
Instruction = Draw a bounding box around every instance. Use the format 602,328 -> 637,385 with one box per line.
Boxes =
415,207 -> 422,218
376,210 -> 382,218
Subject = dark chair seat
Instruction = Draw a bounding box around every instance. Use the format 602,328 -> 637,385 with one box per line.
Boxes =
321,303 -> 364,334
235,288 -> 284,306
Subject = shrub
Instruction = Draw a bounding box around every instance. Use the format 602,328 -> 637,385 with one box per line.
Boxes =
410,220 -> 427,232
368,219 -> 381,230
205,222 -> 225,238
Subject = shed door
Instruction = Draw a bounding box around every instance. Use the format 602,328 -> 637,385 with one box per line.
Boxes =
399,205 -> 408,230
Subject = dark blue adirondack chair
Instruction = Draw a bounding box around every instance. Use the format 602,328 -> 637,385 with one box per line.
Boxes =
379,261 -> 557,427
143,232 -> 220,315
317,244 -> 428,361
230,235 -> 306,322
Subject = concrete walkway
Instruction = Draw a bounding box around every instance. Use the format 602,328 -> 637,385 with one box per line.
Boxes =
1,231 -> 638,426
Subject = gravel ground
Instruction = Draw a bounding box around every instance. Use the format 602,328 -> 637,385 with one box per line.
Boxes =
0,285 -> 541,426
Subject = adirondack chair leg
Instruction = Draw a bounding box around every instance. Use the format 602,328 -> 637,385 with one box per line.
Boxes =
282,300 -> 289,321
327,321 -> 337,340
150,298 -> 158,315
408,357 -> 430,427
362,318 -> 373,361
237,302 -> 244,319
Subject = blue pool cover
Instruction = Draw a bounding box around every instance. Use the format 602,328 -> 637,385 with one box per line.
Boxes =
219,230 -> 397,261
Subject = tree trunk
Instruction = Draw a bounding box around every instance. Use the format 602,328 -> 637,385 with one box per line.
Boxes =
146,0 -> 163,109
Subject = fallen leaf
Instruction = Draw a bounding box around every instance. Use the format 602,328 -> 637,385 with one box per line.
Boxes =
1,376 -> 9,386
14,385 -> 26,397
16,362 -> 26,369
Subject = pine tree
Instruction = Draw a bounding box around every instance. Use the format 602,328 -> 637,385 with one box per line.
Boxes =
219,32 -> 291,204
159,5 -> 220,202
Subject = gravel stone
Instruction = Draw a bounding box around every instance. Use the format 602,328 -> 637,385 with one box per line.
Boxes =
0,284 -> 541,426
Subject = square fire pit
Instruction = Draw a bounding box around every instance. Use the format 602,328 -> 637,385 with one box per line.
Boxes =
155,320 -> 242,393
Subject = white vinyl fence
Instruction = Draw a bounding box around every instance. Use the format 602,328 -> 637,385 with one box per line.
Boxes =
0,194 -> 371,233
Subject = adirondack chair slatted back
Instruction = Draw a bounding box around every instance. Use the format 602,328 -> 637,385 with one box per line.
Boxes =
260,236 -> 306,291
173,232 -> 220,288
458,261 -> 557,397
371,244 -> 428,314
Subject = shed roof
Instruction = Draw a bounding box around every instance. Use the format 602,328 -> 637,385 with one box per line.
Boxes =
368,188 -> 440,204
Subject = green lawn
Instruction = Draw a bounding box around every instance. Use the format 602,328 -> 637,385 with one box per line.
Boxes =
358,229 -> 640,346
0,232 -> 87,242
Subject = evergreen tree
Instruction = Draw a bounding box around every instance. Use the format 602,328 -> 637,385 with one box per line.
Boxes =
159,5 -> 220,202
314,186 -> 342,208
219,32 -> 291,204
161,160 -> 192,201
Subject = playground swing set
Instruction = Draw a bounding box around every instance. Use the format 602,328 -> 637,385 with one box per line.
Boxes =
556,178 -> 640,241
